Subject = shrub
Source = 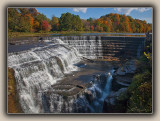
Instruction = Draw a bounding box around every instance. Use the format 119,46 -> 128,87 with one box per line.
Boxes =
127,71 -> 152,113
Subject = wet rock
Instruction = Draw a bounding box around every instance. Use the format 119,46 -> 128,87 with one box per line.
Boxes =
84,90 -> 94,104
116,67 -> 126,75
112,59 -> 136,91
114,59 -> 136,76
103,88 -> 128,113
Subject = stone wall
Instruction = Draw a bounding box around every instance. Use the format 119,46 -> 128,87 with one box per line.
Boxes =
50,36 -> 145,61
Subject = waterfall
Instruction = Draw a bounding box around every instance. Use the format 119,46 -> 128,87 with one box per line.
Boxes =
49,36 -> 103,59
87,69 -> 114,113
8,36 -> 145,113
8,42 -> 81,113
47,36 -> 145,60
9,36 -> 145,60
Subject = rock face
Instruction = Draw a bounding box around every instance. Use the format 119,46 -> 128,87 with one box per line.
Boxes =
103,88 -> 128,113
103,59 -> 137,113
8,39 -> 114,113
40,72 -> 112,113
114,60 -> 136,76
8,68 -> 23,113
44,91 -> 90,113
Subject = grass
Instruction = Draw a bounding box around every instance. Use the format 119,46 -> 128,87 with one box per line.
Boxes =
8,31 -> 142,39
8,32 -> 53,38
8,31 -> 88,38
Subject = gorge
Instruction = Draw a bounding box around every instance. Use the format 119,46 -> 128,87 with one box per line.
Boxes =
8,35 -> 145,113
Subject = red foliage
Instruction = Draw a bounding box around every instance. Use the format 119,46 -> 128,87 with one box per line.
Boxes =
90,25 -> 94,31
42,20 -> 51,32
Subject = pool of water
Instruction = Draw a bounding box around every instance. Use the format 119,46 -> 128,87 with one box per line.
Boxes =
50,32 -> 146,37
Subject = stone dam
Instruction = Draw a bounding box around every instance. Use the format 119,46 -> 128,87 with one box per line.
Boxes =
41,36 -> 145,61
8,35 -> 146,113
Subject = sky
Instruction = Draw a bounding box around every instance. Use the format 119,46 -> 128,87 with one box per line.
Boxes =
36,7 -> 153,24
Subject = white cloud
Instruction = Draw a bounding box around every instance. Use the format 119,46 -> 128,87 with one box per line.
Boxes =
73,8 -> 87,13
140,17 -> 152,23
114,8 -> 151,15
138,8 -> 151,12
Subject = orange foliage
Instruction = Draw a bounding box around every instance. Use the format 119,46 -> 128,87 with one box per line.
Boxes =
24,14 -> 34,32
104,20 -> 107,25
33,21 -> 40,32
90,25 -> 94,31
115,13 -> 120,25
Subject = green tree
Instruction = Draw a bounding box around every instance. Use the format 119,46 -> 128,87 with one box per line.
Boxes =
8,8 -> 20,32
18,16 -> 30,32
59,12 -> 73,31
29,8 -> 38,18
87,17 -> 94,31
81,19 -> 90,31
18,8 -> 30,16
59,12 -> 83,31
72,15 -> 83,31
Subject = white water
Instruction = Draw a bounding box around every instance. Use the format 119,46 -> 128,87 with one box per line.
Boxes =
88,70 -> 114,113
8,36 -> 144,113
59,38 -> 103,59
8,41 -> 81,113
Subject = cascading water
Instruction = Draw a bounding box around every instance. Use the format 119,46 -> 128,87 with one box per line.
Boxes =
8,36 -> 145,113
8,41 -> 81,113
87,69 -> 114,113
61,37 -> 103,59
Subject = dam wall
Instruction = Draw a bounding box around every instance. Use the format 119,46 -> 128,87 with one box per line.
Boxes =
42,36 -> 145,60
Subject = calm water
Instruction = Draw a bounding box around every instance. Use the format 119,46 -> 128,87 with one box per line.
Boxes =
8,33 -> 146,53
50,33 -> 146,37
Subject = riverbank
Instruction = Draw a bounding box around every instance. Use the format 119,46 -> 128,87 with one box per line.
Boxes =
8,31 -> 146,39
8,31 -> 101,38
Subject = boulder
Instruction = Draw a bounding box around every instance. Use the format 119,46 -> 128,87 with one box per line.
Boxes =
114,59 -> 136,76
103,88 -> 128,113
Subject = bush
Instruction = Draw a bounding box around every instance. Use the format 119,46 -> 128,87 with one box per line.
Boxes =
127,71 -> 152,113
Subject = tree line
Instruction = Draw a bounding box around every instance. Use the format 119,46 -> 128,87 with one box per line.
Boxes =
8,8 -> 152,33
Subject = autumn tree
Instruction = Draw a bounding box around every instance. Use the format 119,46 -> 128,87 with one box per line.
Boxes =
8,9 -> 152,33
50,16 -> 59,31
29,8 -> 38,18
33,21 -> 40,32
8,8 -> 20,32
42,20 -> 52,32
18,16 -> 30,32
124,16 -> 132,32
114,13 -> 120,32
18,8 -> 30,16
81,19 -> 90,31
87,18 -> 94,31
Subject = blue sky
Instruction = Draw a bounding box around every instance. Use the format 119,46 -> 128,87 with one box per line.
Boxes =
36,7 -> 152,23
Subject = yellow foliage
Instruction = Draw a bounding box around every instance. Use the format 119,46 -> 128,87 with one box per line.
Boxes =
144,52 -> 152,61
